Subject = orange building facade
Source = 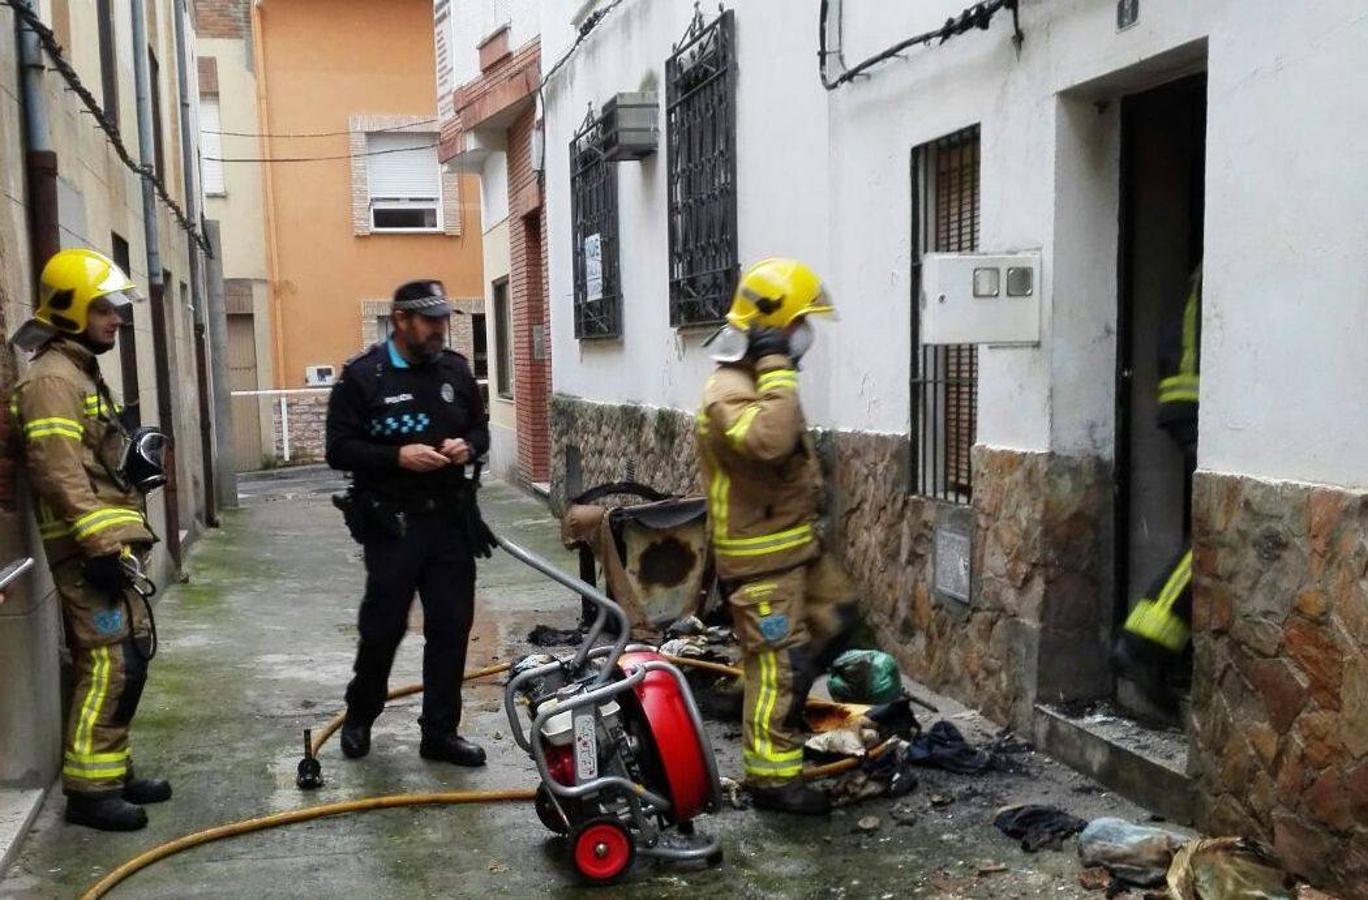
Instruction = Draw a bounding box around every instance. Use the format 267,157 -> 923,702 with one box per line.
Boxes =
251,0 -> 484,391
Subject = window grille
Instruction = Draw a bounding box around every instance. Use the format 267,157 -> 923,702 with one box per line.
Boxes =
910,126 -> 980,503
665,8 -> 737,327
570,107 -> 622,339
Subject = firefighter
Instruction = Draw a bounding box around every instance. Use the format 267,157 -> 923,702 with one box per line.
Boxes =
1117,265 -> 1202,704
696,258 -> 858,815
326,279 -> 493,767
10,248 -> 169,831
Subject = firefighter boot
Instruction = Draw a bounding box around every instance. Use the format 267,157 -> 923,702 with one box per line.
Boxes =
123,774 -> 172,804
748,780 -> 831,816
419,732 -> 486,767
65,793 -> 148,832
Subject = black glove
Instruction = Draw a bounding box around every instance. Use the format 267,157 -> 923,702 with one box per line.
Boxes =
459,494 -> 497,559
746,327 -> 791,361
84,553 -> 125,597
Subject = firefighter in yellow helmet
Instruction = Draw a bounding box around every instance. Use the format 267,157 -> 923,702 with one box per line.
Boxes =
696,258 -> 858,815
10,249 -> 170,831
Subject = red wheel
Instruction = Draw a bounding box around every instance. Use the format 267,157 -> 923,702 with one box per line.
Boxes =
571,817 -> 635,884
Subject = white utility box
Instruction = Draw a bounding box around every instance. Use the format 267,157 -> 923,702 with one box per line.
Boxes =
304,364 -> 336,386
919,251 -> 1042,346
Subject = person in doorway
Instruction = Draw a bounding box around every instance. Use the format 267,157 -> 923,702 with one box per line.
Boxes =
1116,264 -> 1202,706
695,258 -> 860,815
325,279 -> 493,767
10,248 -> 169,832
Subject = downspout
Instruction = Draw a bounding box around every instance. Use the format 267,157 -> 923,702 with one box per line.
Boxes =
203,220 -> 237,508
171,0 -> 219,526
251,0 -> 287,389
18,0 -> 58,272
129,0 -> 181,568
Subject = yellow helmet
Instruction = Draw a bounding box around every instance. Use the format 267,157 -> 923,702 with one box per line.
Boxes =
13,249 -> 140,349
724,258 -> 835,331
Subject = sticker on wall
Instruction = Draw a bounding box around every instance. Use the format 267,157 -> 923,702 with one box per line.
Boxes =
1117,0 -> 1139,31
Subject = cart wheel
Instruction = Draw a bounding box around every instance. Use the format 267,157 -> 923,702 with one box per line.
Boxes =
535,784 -> 570,835
706,847 -> 724,868
571,817 -> 635,884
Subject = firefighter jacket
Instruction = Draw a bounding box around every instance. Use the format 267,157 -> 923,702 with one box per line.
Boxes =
1157,267 -> 1202,438
325,341 -> 490,508
11,338 -> 153,564
696,352 -> 822,580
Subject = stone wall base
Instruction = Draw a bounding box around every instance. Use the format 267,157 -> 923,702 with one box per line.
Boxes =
1191,473 -> 1368,894
550,394 -> 1113,735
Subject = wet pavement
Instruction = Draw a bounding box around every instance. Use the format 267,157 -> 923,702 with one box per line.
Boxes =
2,466 -> 1166,899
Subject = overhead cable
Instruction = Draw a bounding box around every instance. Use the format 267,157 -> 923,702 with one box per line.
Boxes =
4,0 -> 212,255
819,0 -> 1024,91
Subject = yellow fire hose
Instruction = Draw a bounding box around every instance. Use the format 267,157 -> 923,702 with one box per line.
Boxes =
82,654 -> 896,899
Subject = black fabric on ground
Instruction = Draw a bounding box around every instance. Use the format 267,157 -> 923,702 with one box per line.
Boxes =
864,697 -> 921,740
993,804 -> 1088,852
526,624 -> 581,646
905,721 -> 994,774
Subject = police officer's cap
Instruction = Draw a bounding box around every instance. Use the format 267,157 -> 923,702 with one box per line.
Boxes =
392,279 -> 453,318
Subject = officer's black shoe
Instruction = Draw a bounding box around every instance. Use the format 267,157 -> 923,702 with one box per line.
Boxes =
65,794 -> 148,831
123,776 -> 172,804
340,718 -> 372,759
419,733 -> 486,767
748,781 -> 831,816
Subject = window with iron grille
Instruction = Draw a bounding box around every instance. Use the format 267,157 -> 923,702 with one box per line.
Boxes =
665,8 -> 737,327
910,126 -> 981,504
570,108 -> 622,339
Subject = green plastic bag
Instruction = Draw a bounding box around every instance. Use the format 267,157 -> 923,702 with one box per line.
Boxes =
827,649 -> 904,704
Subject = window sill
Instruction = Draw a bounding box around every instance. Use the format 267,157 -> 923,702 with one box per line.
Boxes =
366,228 -> 445,235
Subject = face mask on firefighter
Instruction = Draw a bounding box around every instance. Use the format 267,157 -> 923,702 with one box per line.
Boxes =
788,318 -> 815,362
119,426 -> 169,494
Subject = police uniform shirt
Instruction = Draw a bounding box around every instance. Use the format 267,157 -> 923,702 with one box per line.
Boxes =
325,340 -> 490,504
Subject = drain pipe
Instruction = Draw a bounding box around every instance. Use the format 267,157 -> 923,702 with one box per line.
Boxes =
170,0 -> 219,526
203,220 -> 237,508
129,0 -> 182,567
17,0 -> 58,272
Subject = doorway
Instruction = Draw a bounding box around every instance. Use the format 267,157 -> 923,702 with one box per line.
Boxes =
1115,74 -> 1206,723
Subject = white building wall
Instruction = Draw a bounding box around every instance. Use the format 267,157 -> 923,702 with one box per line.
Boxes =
543,0 -> 1368,490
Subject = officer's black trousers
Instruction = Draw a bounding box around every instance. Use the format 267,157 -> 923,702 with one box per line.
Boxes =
345,512 -> 476,734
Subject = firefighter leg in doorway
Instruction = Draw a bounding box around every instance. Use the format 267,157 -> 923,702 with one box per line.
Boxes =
1115,545 -> 1193,711
730,553 -> 859,815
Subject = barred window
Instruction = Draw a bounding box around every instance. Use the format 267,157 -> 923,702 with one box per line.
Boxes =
571,108 -> 622,339
910,126 -> 981,503
666,8 -> 737,327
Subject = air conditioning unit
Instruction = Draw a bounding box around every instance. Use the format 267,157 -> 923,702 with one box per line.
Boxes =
918,251 -> 1042,346
599,92 -> 658,161
304,364 -> 337,386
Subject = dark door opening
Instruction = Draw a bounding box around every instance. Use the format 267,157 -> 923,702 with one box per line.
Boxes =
1115,73 -> 1206,724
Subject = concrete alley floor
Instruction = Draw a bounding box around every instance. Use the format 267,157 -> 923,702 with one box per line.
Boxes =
3,467 -> 1166,899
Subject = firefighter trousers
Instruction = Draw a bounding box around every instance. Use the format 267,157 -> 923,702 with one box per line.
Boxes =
55,556 -> 152,797
728,552 -> 858,785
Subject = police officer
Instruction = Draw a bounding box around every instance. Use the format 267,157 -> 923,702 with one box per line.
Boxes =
696,258 -> 859,815
326,279 -> 491,766
10,248 -> 170,832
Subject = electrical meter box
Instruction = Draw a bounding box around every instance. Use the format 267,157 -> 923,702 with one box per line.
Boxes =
918,251 -> 1042,346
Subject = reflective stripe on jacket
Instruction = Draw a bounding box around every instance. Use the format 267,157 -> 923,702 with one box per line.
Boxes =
12,339 -> 153,562
1157,268 -> 1201,424
697,353 -> 822,580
